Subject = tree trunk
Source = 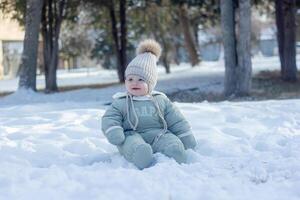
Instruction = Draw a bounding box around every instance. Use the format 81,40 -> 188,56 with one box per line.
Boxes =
18,0 -> 44,91
160,38 -> 171,73
119,0 -> 127,82
276,0 -> 284,73
236,0 -> 252,96
276,0 -> 297,82
220,0 -> 238,97
162,55 -> 170,74
41,0 -> 65,93
174,42 -> 181,65
108,0 -> 126,83
109,1 -> 121,82
178,3 -> 199,66
191,19 -> 200,57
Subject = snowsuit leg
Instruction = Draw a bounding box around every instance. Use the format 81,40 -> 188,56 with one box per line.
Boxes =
152,132 -> 187,164
118,133 -> 153,169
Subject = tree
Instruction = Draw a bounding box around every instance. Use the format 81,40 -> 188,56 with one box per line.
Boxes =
237,0 -> 252,95
221,0 -> 237,96
275,0 -> 297,82
41,0 -> 67,92
88,0 -> 128,82
107,0 -> 127,82
143,1 -> 178,73
18,0 -> 44,91
170,0 -> 220,66
41,0 -> 90,92
85,0 -> 220,77
132,0 -> 220,71
178,2 -> 199,66
221,0 -> 252,97
1,0 -> 84,92
254,0 -> 298,81
59,9 -> 96,70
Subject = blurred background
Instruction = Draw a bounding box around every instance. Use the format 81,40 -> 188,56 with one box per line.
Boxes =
0,0 -> 299,101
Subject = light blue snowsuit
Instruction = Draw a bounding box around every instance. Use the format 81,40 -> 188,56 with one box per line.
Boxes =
101,91 -> 197,169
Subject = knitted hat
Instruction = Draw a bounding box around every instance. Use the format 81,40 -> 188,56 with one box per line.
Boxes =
125,39 -> 162,93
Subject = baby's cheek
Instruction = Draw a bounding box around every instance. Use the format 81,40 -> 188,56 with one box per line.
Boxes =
143,83 -> 149,92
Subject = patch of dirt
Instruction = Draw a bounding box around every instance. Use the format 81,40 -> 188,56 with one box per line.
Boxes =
251,70 -> 300,100
167,70 -> 300,102
166,88 -> 225,102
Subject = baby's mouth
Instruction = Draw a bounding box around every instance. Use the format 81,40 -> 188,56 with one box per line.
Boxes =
132,87 -> 140,90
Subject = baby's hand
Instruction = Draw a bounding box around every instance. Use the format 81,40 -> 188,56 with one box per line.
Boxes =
180,134 -> 197,150
106,128 -> 125,145
177,131 -> 197,150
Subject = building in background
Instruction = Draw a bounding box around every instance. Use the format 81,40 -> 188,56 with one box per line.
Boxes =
0,11 -> 24,80
0,10 -> 98,80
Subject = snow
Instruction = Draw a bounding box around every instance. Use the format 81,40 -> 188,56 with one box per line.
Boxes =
0,56 -> 300,199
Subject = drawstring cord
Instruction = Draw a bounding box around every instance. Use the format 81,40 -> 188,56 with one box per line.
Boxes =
126,93 -> 168,146
126,93 -> 139,130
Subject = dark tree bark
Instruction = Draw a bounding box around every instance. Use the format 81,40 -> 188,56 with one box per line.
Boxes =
41,0 -> 66,93
178,3 -> 199,66
275,0 -> 297,82
237,0 -> 252,95
220,0 -> 238,96
119,0 -> 127,82
108,0 -> 127,83
221,0 -> 252,97
18,0 -> 44,91
160,38 -> 171,73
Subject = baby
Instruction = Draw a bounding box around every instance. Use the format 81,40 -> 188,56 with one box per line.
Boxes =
101,39 -> 196,169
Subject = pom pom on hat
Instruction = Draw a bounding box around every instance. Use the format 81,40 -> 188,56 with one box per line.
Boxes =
136,39 -> 162,59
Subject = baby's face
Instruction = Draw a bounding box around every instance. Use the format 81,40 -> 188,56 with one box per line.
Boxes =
125,75 -> 148,96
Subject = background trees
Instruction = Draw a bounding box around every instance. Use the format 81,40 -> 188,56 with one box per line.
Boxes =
1,0 -> 83,92
84,0 -> 128,82
0,0 -> 298,99
254,0 -> 298,82
41,0 -> 67,92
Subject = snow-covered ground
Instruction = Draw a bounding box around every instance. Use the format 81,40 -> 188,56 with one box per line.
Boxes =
0,56 -> 300,199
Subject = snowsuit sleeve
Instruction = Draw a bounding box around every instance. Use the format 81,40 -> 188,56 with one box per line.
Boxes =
101,100 -> 125,145
163,97 -> 197,150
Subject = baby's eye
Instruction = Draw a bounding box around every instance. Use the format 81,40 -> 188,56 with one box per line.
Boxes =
138,78 -> 144,82
128,78 -> 133,81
